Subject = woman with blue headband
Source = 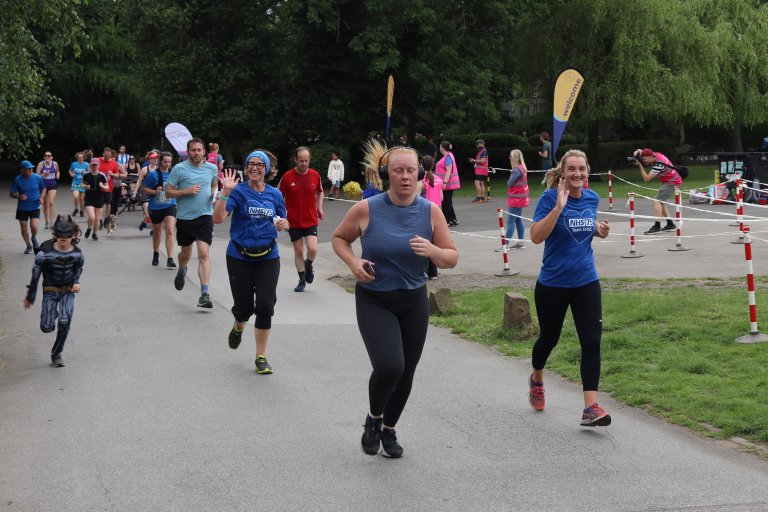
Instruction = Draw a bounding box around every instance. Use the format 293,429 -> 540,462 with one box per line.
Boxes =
213,149 -> 289,374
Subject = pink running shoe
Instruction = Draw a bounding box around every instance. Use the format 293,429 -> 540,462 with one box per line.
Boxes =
528,375 -> 545,411
580,403 -> 611,426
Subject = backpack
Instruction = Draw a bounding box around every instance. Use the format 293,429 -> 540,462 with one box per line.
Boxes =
675,165 -> 689,180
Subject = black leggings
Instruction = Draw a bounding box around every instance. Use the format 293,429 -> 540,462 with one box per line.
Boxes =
441,189 -> 457,223
532,280 -> 602,391
226,255 -> 280,329
40,291 -> 76,356
355,285 -> 429,427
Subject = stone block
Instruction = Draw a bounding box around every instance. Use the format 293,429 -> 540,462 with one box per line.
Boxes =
429,288 -> 454,315
503,292 -> 531,329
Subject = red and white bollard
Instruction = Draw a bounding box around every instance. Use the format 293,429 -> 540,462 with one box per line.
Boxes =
731,180 -> 745,244
736,226 -> 768,343
495,208 -> 519,277
621,192 -> 644,259
668,186 -> 690,252
608,170 -> 613,210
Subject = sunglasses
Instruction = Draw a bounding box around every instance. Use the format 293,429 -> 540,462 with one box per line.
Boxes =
44,154 -> 52,157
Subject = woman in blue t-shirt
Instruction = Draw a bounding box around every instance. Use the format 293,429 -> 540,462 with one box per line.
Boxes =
69,152 -> 88,218
213,149 -> 289,375
529,149 -> 612,427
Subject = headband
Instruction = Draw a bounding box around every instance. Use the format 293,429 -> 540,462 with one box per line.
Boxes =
245,150 -> 270,174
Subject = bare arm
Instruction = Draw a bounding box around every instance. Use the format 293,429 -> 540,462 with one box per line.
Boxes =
634,160 -> 655,182
530,181 -> 567,244
409,203 -> 458,268
331,201 -> 374,283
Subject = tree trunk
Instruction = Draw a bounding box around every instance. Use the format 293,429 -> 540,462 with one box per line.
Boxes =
724,125 -> 743,152
588,120 -> 601,177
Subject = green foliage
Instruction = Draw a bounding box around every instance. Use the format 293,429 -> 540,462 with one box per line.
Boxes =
431,279 -> 768,444
0,0 -> 86,158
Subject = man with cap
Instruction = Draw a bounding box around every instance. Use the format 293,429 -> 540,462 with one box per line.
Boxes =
469,139 -> 489,203
10,160 -> 46,254
633,147 -> 681,234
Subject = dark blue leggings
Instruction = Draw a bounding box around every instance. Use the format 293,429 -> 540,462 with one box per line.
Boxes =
40,291 -> 76,356
532,280 -> 602,391
355,285 -> 429,427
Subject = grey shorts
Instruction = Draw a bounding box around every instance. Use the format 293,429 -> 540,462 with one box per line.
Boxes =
655,182 -> 677,202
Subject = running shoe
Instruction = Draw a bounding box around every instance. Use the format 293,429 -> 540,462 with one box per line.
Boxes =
79,210 -> 84,218
50,354 -> 65,367
228,326 -> 243,349
72,208 -> 78,216
197,293 -> 213,308
92,233 -> 99,241
99,219 -> 103,229
643,225 -> 661,235
511,242 -> 525,250
495,245 -> 508,252
44,221 -> 50,229
580,403 -> 611,427
167,258 -> 176,268
294,281 -> 306,292
661,223 -> 676,232
361,415 -> 382,455
84,228 -> 91,239
139,220 -> 146,231
174,271 -> 185,291
305,260 -> 315,284
24,244 -> 32,255
381,428 -> 404,458
472,197 -> 482,203
528,374 -> 545,411
255,355 -> 273,374
152,252 -> 159,266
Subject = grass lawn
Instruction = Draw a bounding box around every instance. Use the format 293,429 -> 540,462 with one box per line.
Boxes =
458,163 -> 721,200
429,277 -> 768,448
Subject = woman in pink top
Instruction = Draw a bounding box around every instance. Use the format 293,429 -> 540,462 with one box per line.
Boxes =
435,141 -> 460,226
420,155 -> 443,279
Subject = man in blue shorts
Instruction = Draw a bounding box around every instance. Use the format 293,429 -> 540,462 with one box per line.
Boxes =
165,138 -> 219,308
10,160 -> 47,254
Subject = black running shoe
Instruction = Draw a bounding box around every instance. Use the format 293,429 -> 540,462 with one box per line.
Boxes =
51,354 -> 65,367
662,223 -> 676,231
84,228 -> 91,239
305,260 -> 314,284
381,428 -> 403,458
152,252 -> 159,266
139,220 -> 146,231
72,208 -> 78,216
228,326 -> 244,349
255,355 -> 273,374
79,210 -> 84,218
167,258 -> 176,268
174,271 -> 185,291
361,415 -> 382,455
294,281 -> 306,292
99,219 -> 103,229
643,225 -> 661,235
24,244 -> 32,255
197,293 -> 213,308
92,233 -> 99,241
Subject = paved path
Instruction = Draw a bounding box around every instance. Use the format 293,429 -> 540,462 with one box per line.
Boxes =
1,188 -> 767,512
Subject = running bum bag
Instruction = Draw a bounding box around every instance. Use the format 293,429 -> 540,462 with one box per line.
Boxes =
232,240 -> 275,259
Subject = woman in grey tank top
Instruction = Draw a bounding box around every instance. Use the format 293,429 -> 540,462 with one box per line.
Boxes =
332,146 -> 458,458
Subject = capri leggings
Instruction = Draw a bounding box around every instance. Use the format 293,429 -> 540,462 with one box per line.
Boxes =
40,290 -> 76,356
355,284 -> 429,427
226,255 -> 280,329
532,280 -> 602,391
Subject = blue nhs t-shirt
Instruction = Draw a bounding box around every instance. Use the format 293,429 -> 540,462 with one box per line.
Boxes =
533,188 -> 600,288
166,160 -> 218,220
225,183 -> 286,262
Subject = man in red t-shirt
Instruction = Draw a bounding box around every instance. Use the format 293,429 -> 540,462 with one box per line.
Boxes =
278,146 -> 324,292
98,147 -> 125,228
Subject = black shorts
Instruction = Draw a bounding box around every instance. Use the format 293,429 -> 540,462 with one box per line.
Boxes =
16,209 -> 40,221
288,225 -> 318,242
149,206 -> 177,225
474,173 -> 488,181
176,215 -> 213,247
84,195 -> 105,209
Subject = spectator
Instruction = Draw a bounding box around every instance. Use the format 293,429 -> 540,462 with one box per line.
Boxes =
633,147 -> 680,234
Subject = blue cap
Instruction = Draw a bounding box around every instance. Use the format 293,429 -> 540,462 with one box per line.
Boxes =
20,160 -> 34,169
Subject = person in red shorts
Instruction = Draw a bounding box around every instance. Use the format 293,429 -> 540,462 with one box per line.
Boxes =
278,146 -> 324,292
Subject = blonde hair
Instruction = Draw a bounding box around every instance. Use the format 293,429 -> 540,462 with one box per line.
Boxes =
542,149 -> 588,189
509,149 -> 526,170
361,139 -> 386,192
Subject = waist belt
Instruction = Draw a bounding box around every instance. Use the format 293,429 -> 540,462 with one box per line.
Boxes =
232,240 -> 275,259
43,286 -> 71,293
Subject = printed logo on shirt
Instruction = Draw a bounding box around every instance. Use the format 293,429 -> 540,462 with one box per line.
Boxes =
561,208 -> 595,245
245,199 -> 275,229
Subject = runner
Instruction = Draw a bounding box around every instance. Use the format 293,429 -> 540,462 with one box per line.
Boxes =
332,146 -> 458,458
69,152 -> 88,218
98,147 -> 124,233
278,146 -> 324,292
213,151 -> 289,374
142,151 -> 177,268
529,149 -> 612,426
23,215 -> 84,368
36,151 -> 60,229
10,160 -> 46,254
133,151 -> 159,231
165,138 -> 219,308
81,158 -> 108,241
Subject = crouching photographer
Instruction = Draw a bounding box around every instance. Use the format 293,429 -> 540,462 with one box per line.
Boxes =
632,148 -> 682,234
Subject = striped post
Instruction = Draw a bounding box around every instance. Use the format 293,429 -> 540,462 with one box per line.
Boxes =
495,208 -> 519,277
486,175 -> 492,200
621,192 -> 644,258
731,181 -> 745,244
736,226 -> 768,343
668,186 -> 690,252
608,170 -> 613,210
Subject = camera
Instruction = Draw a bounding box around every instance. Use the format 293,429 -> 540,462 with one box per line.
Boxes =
626,156 -> 641,163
